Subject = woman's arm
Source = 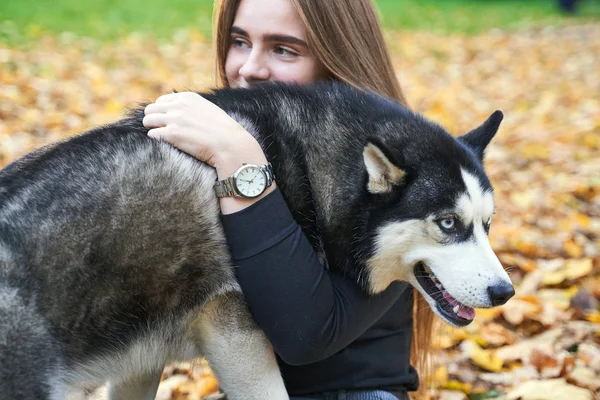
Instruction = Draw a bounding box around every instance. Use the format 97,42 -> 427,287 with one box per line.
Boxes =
142,91 -> 276,213
144,92 -> 409,364
222,188 -> 409,365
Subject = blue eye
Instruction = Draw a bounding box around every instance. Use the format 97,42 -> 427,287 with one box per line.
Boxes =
437,217 -> 456,231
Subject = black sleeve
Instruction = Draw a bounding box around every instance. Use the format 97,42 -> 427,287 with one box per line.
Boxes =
221,188 -> 410,366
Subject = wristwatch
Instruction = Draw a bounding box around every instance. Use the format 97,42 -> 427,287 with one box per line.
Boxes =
214,163 -> 275,198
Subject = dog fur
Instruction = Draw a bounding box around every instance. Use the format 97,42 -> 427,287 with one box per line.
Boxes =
0,82 -> 513,399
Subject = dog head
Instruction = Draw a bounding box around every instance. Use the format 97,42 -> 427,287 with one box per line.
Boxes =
362,111 -> 514,327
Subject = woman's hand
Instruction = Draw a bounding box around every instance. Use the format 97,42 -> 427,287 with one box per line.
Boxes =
142,91 -> 267,179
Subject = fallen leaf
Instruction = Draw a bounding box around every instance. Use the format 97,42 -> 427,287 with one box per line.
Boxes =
437,390 -> 468,400
501,297 -> 543,325
439,380 -> 473,394
479,323 -> 516,347
505,378 -> 592,400
542,258 -> 593,285
527,348 -> 573,378
576,342 -> 600,371
479,365 -> 539,386
463,340 -> 504,373
3,21 -> 600,400
156,375 -> 191,400
565,366 -> 600,390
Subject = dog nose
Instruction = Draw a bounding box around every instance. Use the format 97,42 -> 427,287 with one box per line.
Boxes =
487,283 -> 515,306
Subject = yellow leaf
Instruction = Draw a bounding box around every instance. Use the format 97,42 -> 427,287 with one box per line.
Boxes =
439,380 -> 472,394
542,258 -> 593,285
565,258 -> 594,278
542,271 -> 566,286
563,240 -> 584,258
476,307 -> 504,320
467,340 -> 504,372
584,312 -> 600,324
573,213 -> 591,228
582,132 -> 599,149
196,375 -> 219,397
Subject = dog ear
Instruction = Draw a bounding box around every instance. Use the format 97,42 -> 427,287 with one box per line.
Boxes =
363,140 -> 407,194
459,110 -> 503,160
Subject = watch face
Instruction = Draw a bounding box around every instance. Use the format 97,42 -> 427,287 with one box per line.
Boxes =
234,165 -> 267,198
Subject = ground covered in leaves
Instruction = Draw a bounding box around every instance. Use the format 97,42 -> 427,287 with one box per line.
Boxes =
1,23 -> 599,400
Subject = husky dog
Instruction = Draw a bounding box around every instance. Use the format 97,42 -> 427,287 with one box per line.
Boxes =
0,82 -> 514,400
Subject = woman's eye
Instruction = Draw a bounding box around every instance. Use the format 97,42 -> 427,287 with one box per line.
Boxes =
274,46 -> 298,57
438,217 -> 456,231
231,38 -> 250,48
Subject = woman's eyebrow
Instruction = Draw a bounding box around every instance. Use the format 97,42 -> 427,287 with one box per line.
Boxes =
264,34 -> 307,47
231,26 -> 248,36
231,26 -> 307,47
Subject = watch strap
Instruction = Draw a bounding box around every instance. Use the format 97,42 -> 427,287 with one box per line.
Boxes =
261,163 -> 275,189
214,163 -> 275,198
214,177 -> 237,198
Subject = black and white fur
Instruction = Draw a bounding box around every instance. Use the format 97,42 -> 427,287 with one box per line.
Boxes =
0,82 -> 513,399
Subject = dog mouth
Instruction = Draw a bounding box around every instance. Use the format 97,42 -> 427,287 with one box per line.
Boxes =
414,262 -> 475,327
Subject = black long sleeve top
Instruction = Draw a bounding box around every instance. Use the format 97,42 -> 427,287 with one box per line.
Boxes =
221,188 -> 419,397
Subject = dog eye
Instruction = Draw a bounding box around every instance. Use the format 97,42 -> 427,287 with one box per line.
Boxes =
437,217 -> 456,231
484,216 -> 492,227
483,216 -> 492,233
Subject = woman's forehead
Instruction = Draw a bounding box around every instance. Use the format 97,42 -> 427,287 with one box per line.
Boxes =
233,0 -> 307,39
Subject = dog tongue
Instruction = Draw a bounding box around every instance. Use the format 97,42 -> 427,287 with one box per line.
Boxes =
442,291 -> 476,320
443,291 -> 456,304
458,306 -> 476,320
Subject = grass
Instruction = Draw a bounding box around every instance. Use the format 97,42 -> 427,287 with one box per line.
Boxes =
377,0 -> 600,34
0,0 -> 215,43
0,0 -> 599,44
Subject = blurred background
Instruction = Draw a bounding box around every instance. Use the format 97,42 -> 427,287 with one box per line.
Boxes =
1,1 -> 599,399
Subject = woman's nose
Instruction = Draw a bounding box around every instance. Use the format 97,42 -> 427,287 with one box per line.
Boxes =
238,50 -> 270,84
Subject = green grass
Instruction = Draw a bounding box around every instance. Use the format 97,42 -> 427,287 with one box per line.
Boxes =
377,0 -> 600,34
0,0 -> 215,43
1,0 -> 599,44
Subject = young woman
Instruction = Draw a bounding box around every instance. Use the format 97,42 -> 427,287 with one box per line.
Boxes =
143,0 -> 436,398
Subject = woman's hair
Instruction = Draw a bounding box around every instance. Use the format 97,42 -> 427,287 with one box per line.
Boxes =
213,0 -> 406,106
213,0 -> 436,394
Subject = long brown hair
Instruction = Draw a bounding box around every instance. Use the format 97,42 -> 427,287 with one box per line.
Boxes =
213,0 -> 436,395
214,0 -> 406,106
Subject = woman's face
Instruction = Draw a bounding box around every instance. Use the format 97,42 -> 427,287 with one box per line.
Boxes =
225,0 -> 328,88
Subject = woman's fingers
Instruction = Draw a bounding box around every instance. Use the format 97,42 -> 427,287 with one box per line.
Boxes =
147,127 -> 172,141
142,91 -> 263,170
155,92 -> 180,103
142,113 -> 170,128
144,101 -> 172,115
